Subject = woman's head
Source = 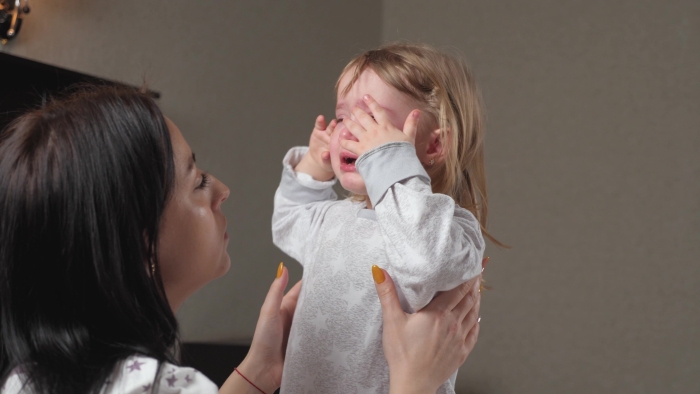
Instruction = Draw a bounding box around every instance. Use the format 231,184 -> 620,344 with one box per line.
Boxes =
334,43 -> 502,245
158,118 -> 231,311
0,85 -> 229,392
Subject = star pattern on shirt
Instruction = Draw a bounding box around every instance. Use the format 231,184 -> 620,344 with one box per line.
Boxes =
364,230 -> 385,250
299,369 -> 316,394
324,344 -> 352,372
340,283 -> 366,310
185,374 -> 192,384
311,310 -> 329,332
141,383 -> 152,392
356,382 -> 380,394
362,322 -> 380,348
329,255 -> 346,277
289,328 -> 303,353
166,374 -> 178,387
126,360 -> 145,372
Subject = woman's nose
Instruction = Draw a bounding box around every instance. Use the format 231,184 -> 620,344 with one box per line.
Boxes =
339,126 -> 358,142
214,177 -> 230,209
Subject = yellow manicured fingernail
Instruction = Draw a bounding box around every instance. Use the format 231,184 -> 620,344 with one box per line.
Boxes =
277,262 -> 284,278
371,265 -> 385,284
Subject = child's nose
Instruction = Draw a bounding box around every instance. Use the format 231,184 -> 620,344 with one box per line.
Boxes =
339,126 -> 358,142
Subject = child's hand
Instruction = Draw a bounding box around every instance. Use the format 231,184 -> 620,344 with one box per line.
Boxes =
294,115 -> 336,181
308,115 -> 335,173
340,94 -> 421,157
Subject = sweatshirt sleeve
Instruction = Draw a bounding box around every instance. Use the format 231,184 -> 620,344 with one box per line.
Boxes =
356,142 -> 485,313
272,147 -> 338,266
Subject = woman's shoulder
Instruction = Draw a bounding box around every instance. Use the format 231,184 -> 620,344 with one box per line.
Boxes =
1,356 -> 218,394
103,355 -> 218,394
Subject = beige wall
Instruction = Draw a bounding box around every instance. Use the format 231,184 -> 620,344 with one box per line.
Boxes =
3,1 -> 698,392
383,0 -> 700,392
2,0 -> 380,343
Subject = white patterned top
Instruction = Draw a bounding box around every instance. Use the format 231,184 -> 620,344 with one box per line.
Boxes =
1,355 -> 218,394
273,143 -> 485,394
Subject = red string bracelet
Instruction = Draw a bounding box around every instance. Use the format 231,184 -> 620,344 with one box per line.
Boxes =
234,367 -> 267,394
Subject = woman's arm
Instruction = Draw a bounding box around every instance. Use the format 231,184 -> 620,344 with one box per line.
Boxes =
220,259 -> 484,394
372,264 -> 483,394
219,264 -> 299,394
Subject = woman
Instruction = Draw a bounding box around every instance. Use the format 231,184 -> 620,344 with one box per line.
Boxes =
0,85 -> 482,394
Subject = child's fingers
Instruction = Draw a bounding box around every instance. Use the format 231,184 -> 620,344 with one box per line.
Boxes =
326,119 -> 337,136
352,106 -> 377,130
362,95 -> 391,125
314,128 -> 331,145
343,118 -> 366,140
314,114 -> 326,131
402,110 -> 421,144
339,139 -> 361,155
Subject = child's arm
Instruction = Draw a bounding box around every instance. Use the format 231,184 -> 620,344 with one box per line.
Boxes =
340,96 -> 484,313
272,117 -> 337,265
357,142 -> 485,313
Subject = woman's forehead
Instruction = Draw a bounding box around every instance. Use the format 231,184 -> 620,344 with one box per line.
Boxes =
165,117 -> 194,175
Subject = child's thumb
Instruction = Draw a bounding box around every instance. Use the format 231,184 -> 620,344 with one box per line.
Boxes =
402,110 -> 420,144
372,265 -> 405,323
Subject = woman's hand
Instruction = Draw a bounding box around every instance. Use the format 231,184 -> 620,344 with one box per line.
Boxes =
294,115 -> 336,181
372,262 -> 484,394
340,94 -> 420,157
221,263 -> 301,394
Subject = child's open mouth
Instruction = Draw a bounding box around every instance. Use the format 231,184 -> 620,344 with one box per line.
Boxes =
340,152 -> 358,172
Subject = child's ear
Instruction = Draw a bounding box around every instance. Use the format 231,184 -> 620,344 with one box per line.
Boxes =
423,128 -> 447,166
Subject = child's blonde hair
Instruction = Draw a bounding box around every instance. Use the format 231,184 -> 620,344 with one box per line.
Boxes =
336,43 -> 504,246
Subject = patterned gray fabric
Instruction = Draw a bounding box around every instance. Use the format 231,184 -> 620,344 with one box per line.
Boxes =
273,144 -> 484,394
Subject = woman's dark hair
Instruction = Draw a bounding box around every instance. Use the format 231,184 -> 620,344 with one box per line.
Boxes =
0,85 -> 178,393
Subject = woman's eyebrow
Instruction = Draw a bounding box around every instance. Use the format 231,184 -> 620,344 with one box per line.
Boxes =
187,152 -> 196,173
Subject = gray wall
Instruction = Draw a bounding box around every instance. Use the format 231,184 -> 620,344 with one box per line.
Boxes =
383,0 -> 700,392
2,0 -> 380,343
3,1 -> 699,392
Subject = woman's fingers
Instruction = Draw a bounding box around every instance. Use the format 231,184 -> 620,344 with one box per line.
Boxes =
281,279 -> 302,320
454,278 -> 480,323
362,94 -> 391,125
259,263 -> 289,319
372,266 -> 406,325
464,315 -> 480,350
425,278 -> 472,313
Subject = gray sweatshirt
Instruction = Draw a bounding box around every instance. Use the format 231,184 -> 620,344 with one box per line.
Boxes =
273,142 -> 485,394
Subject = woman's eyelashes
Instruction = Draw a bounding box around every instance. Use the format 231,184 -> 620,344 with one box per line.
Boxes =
196,172 -> 211,190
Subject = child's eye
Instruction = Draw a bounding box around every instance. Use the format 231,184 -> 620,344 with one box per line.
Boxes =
336,118 -> 344,123
197,172 -> 211,190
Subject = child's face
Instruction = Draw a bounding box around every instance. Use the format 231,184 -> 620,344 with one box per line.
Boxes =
330,67 -> 421,197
